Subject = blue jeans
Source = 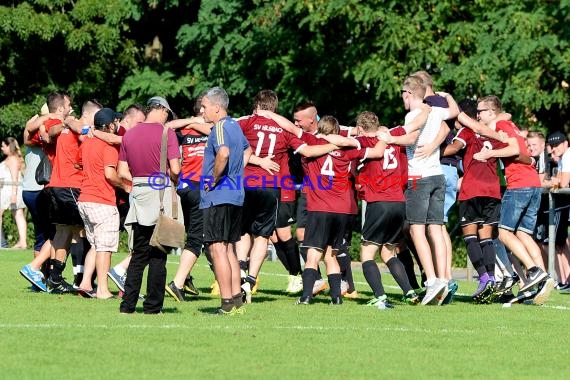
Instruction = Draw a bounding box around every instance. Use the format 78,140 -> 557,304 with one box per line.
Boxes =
499,187 -> 541,234
22,190 -> 46,252
441,164 -> 459,223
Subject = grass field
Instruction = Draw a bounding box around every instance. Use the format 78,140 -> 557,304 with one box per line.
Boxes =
1,249 -> 569,379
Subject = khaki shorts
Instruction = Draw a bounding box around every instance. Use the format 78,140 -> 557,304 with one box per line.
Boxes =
78,202 -> 120,252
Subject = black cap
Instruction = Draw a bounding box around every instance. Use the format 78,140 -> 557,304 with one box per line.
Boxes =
94,108 -> 121,127
547,131 -> 567,147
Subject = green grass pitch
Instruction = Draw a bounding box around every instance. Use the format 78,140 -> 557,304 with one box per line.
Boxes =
1,250 -> 569,379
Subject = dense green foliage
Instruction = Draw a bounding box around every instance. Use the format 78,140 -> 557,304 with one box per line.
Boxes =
0,0 -> 568,136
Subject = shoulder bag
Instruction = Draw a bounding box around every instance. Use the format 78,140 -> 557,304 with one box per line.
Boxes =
149,126 -> 185,253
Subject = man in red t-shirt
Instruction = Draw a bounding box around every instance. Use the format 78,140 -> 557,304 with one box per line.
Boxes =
77,108 -> 128,299
470,95 -> 555,304
90,104 -> 146,292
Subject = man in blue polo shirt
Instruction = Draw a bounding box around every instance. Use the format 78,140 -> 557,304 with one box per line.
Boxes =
200,87 -> 251,315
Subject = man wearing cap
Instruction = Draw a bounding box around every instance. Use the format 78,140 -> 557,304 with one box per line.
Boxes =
76,108 -> 127,299
546,131 -> 570,291
200,87 -> 251,315
118,96 -> 181,314
88,104 -> 146,292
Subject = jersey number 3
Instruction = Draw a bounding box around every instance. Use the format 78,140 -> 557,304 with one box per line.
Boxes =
383,146 -> 398,170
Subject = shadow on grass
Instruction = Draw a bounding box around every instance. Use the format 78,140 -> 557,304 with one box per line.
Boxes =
197,306 -> 222,315
129,306 -> 182,314
452,294 -> 475,304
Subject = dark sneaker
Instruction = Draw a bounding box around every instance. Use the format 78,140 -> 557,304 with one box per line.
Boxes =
532,278 -> 555,305
496,291 -> 515,303
296,296 -> 311,305
507,288 -> 539,304
520,267 -> 548,292
165,281 -> 185,302
478,282 -> 496,304
496,276 -> 515,293
216,307 -> 237,316
183,276 -> 199,296
330,296 -> 343,306
47,277 -> 76,294
402,290 -> 420,305
489,275 -> 517,302
441,280 -> 458,305
472,280 -> 492,302
78,288 -> 96,298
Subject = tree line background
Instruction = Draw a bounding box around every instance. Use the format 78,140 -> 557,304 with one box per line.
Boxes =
0,0 -> 568,137
0,0 -> 568,258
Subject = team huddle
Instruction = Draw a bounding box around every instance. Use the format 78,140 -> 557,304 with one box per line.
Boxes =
17,70 -> 558,315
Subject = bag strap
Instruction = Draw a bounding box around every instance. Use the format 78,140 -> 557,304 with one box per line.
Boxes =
158,126 -> 179,220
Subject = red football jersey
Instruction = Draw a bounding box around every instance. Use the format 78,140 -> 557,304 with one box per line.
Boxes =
496,121 -> 540,189
42,118 -> 62,164
78,138 -> 119,206
453,128 -> 503,200
177,128 -> 207,183
48,128 -> 83,188
116,125 -> 127,137
299,132 -> 358,214
389,126 -> 409,186
279,160 -> 297,202
238,114 -> 304,188
355,136 -> 405,202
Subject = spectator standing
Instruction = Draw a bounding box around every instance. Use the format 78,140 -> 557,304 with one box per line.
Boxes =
0,137 -> 27,249
118,96 -> 181,314
19,104 -> 55,291
545,131 -> 570,292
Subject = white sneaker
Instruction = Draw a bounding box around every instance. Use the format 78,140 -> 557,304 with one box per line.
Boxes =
285,275 -> 294,293
437,280 -> 450,306
421,279 -> 447,305
241,281 -> 252,304
365,296 -> 393,310
312,279 -> 328,296
340,280 -> 349,295
289,275 -> 303,294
